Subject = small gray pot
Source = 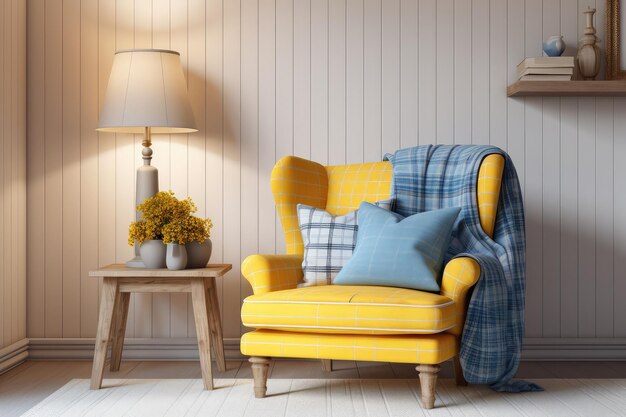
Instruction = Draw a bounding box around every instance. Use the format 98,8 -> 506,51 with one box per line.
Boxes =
166,243 -> 188,270
140,240 -> 167,268
186,239 -> 212,269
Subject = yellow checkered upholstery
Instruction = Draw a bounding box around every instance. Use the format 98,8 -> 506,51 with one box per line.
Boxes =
242,153 -> 504,365
242,285 -> 456,334
325,162 -> 393,215
477,154 -> 504,237
271,156 -> 328,255
241,329 -> 458,364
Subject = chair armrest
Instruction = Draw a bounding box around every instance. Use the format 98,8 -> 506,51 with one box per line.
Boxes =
241,254 -> 304,295
441,257 -> 481,337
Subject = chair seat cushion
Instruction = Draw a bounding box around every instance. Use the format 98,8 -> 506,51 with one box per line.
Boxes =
241,329 -> 458,364
241,285 -> 456,335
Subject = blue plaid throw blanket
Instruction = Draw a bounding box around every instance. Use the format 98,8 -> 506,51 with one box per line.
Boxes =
385,145 -> 541,392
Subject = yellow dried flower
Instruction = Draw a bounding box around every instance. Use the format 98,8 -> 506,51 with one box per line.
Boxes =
128,190 -> 213,246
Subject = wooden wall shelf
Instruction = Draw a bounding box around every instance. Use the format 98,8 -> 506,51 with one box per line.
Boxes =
507,80 -> 626,97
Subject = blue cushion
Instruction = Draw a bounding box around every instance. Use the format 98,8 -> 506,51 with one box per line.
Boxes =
333,202 -> 461,292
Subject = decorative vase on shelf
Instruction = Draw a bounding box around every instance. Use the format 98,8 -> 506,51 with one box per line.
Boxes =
543,35 -> 566,57
186,239 -> 212,269
166,243 -> 188,270
140,240 -> 167,268
577,7 -> 601,80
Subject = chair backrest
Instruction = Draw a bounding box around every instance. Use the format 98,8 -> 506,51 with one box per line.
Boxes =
271,154 -> 504,256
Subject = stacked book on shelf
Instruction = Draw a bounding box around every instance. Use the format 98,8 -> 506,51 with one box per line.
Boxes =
517,56 -> 575,81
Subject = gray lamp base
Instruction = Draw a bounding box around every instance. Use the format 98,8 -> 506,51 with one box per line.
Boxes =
126,255 -> 146,268
128,128 -> 159,269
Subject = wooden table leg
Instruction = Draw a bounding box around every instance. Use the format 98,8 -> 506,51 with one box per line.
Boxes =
110,291 -> 130,372
90,277 -> 119,389
206,277 -> 226,373
191,278 -> 214,390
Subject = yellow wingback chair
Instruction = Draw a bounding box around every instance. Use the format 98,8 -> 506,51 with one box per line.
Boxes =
240,154 -> 504,409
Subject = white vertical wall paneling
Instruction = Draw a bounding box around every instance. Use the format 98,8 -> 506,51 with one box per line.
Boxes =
436,0 -> 454,145
489,0 -> 507,150
559,0 -> 579,338
400,0 -> 418,149
310,0 -> 329,165
79,0 -> 100,339
222,0 -> 242,339
9,0 -> 18,342
62,0 -> 81,338
594,0 -> 613,339
329,0 -> 347,165
1,0 -> 7,345
25,0 -> 626,347
595,97 -> 614,337
454,0 -> 472,145
346,0 -> 364,164
471,0 -> 489,143
258,0 -> 277,255
276,0 -> 295,162
419,0 -> 436,143
577,94 -> 597,337
26,0 -> 45,339
0,0 -> 25,348
17,0 -> 27,342
541,0 -> 561,338
506,0 -> 525,190
241,0 -> 260,334
363,0 -> 382,162
381,0 -> 400,155
294,0 -> 312,160
2,0 -> 9,346
614,98 -> 626,337
44,0 -> 63,338
523,0 -> 543,338
205,0 -> 225,327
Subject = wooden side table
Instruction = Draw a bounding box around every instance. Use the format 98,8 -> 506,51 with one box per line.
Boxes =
88,263 -> 232,390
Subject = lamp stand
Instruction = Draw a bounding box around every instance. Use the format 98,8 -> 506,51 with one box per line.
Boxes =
126,127 -> 159,267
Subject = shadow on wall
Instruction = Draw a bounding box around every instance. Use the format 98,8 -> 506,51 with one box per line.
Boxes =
525,206 -> 621,337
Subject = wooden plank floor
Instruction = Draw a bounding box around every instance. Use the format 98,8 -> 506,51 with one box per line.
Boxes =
1,360 -> 625,417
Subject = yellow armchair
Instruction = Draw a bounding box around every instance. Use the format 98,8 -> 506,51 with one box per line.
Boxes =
240,154 -> 504,409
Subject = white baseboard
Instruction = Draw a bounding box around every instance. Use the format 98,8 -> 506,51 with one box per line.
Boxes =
28,338 -> 245,361
0,338 -> 29,374
26,337 -> 626,361
522,338 -> 626,360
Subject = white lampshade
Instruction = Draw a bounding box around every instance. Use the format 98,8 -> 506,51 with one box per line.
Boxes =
97,49 -> 197,134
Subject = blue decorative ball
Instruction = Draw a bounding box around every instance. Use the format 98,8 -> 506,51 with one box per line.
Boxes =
543,36 -> 566,57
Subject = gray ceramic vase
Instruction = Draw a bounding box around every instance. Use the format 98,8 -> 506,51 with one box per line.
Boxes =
186,239 -> 212,269
166,243 -> 188,270
140,239 -> 167,268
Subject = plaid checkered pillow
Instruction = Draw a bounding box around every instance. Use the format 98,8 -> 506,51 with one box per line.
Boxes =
297,199 -> 394,287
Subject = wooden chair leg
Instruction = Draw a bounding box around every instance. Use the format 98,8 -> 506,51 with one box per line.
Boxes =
321,359 -> 332,372
110,292 -> 130,372
90,277 -> 119,390
250,357 -> 271,398
453,356 -> 468,386
416,364 -> 440,409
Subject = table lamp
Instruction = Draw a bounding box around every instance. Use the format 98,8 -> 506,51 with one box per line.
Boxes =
97,49 -> 197,267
